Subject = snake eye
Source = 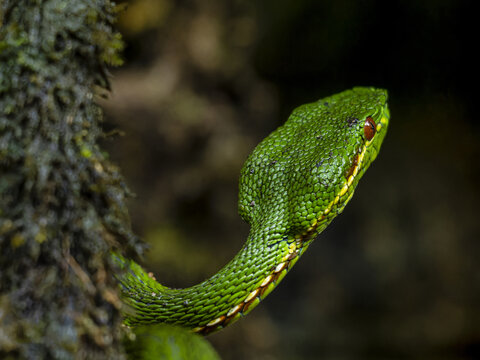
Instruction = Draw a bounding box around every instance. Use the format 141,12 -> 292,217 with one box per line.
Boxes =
364,116 -> 376,141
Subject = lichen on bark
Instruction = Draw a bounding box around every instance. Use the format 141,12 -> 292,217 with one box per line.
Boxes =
0,0 -> 143,358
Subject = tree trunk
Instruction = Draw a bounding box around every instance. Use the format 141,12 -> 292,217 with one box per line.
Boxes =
0,1 -> 143,358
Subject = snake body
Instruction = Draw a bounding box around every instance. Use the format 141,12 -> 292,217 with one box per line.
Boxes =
118,87 -> 389,335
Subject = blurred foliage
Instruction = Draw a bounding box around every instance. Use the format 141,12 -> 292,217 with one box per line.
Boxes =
118,0 -> 172,34
102,0 -> 479,359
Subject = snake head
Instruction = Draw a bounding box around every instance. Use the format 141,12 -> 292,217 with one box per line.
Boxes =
238,87 -> 389,240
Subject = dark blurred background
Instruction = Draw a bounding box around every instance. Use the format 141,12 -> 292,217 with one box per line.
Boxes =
101,0 -> 479,359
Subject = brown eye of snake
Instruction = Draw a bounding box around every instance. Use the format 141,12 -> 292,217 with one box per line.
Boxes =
364,116 -> 376,141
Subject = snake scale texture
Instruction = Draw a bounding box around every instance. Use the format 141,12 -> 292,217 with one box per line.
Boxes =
117,87 -> 389,335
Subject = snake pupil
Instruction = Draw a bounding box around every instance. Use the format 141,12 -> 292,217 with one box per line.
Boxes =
364,116 -> 376,141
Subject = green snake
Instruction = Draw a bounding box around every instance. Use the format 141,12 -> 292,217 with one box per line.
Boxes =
118,87 -> 389,335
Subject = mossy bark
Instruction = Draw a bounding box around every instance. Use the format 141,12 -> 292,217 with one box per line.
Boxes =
0,1 -> 143,358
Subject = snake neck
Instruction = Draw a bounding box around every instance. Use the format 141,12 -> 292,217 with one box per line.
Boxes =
118,149 -> 363,334
118,225 -> 312,335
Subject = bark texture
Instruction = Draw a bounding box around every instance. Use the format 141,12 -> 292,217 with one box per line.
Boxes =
0,1 -> 143,358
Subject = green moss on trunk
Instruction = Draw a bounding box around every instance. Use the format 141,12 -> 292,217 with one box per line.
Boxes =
0,0 -> 143,358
